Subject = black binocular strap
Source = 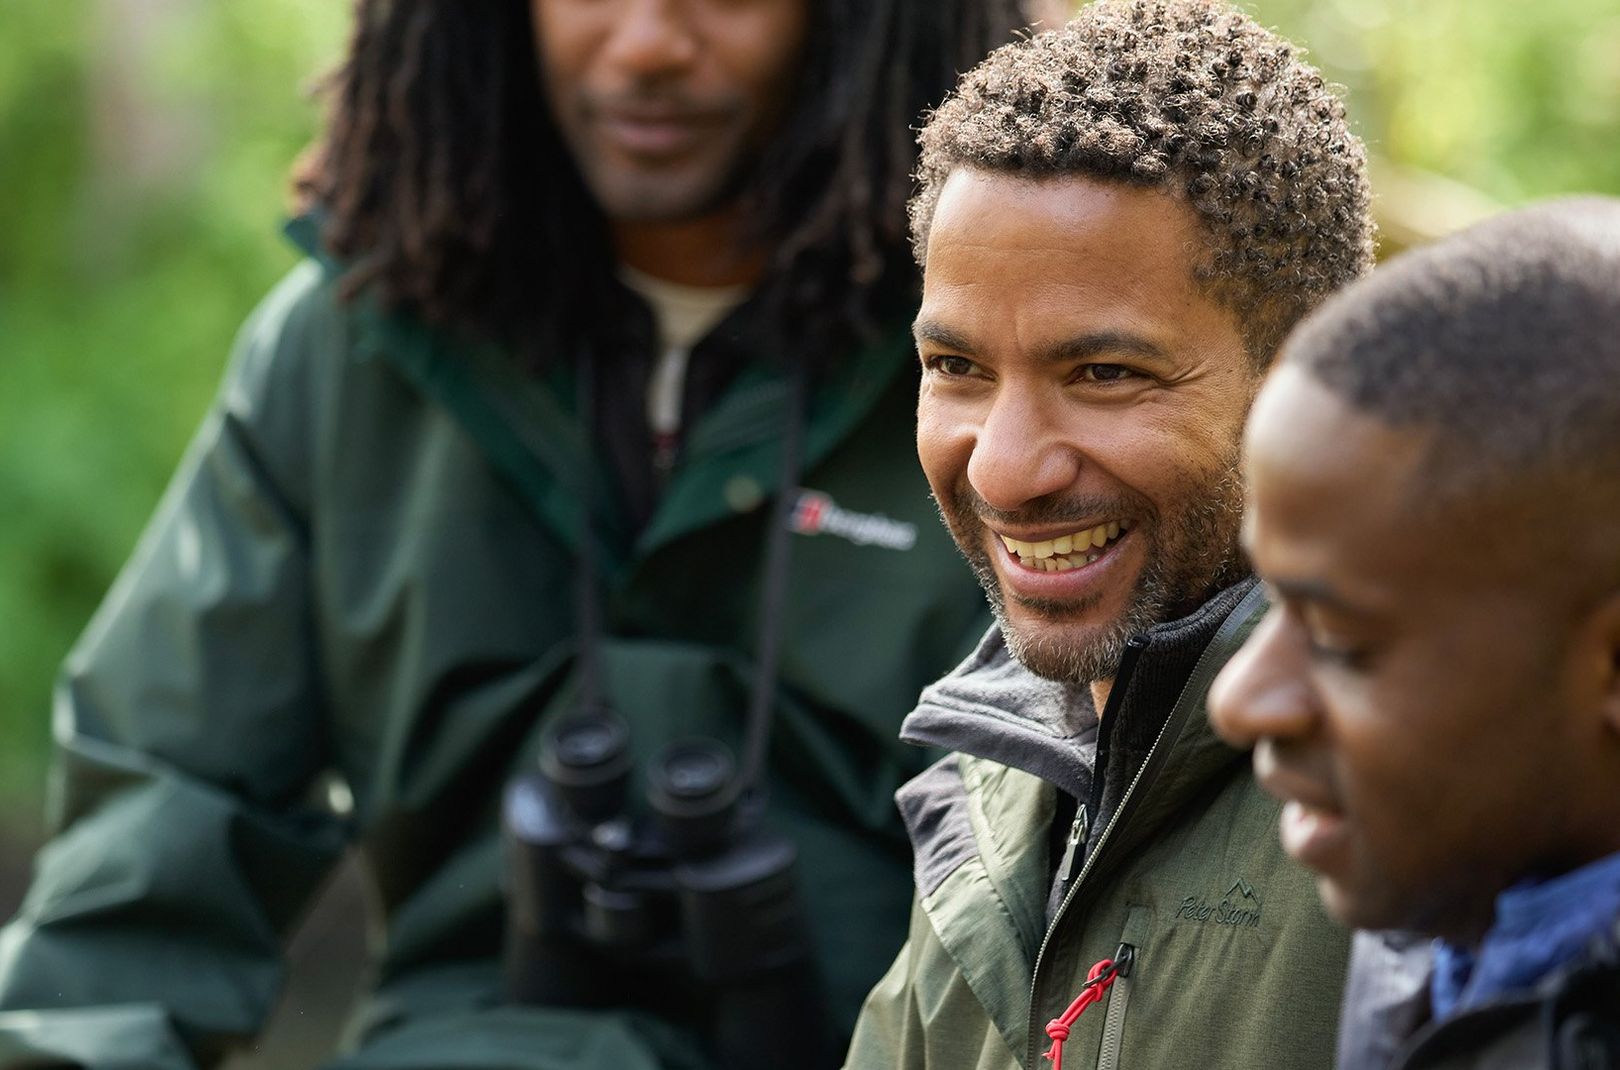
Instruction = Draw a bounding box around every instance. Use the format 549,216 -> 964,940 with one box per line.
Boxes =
572,351 -> 810,809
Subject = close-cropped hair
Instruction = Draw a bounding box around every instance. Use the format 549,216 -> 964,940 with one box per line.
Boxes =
910,0 -> 1375,362
296,0 -> 1027,365
1283,197 -> 1620,504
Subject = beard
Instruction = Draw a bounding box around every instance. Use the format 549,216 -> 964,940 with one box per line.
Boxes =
938,452 -> 1248,685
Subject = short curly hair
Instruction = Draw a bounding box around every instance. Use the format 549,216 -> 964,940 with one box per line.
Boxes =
911,0 -> 1375,361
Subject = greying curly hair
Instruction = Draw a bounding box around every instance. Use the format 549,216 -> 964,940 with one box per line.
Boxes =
910,0 -> 1375,361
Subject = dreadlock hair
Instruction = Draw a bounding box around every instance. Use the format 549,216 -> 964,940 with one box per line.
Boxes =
911,0 -> 1375,363
297,0 -> 1028,365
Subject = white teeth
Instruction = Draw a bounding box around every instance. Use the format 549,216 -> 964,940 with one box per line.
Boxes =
1087,552 -> 1099,564
1001,520 -> 1129,565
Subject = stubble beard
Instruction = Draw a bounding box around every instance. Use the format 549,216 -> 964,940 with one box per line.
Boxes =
940,458 -> 1248,686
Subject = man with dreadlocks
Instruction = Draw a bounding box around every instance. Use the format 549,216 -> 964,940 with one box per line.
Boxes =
845,3 -> 1374,1068
0,2 -> 1025,1068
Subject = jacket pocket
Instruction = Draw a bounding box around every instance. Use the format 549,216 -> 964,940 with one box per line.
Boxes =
1097,906 -> 1153,1070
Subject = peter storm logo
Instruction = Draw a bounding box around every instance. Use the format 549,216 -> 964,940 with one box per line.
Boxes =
789,490 -> 917,551
1176,878 -> 1263,929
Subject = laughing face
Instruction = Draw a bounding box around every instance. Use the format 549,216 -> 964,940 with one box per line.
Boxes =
1208,365 -> 1620,942
915,170 -> 1258,686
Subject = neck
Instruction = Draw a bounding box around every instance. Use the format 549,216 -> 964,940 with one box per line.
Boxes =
612,207 -> 767,288
1090,678 -> 1115,718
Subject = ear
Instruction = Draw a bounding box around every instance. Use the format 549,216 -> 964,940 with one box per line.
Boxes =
1582,586 -> 1620,737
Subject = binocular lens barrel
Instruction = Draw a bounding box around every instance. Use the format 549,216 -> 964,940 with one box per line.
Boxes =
540,711 -> 633,824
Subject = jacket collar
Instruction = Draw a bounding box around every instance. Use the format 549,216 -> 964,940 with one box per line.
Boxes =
901,577 -> 1260,807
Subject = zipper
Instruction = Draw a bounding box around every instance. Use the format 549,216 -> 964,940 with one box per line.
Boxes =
1096,944 -> 1136,1070
1022,583 -> 1268,1069
1054,805 -> 1089,884
1025,636 -> 1148,1068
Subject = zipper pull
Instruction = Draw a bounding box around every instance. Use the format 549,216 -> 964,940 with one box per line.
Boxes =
1055,804 -> 1089,883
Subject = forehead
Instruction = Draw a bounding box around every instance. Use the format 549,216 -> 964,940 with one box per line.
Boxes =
1244,367 -> 1452,593
918,169 -> 1220,349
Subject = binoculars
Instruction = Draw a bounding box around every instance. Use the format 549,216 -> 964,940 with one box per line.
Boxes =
502,707 -> 828,1069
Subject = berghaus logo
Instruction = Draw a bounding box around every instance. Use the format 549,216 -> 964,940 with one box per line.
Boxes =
789,490 -> 917,551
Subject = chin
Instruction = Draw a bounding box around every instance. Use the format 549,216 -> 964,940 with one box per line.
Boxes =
1316,878 -> 1376,930
1000,610 -> 1128,686
592,167 -> 736,225
1319,876 -> 1442,939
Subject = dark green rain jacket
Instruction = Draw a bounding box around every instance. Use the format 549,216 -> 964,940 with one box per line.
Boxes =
0,226 -> 989,1069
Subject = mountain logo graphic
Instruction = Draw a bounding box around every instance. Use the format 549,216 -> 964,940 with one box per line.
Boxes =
1226,879 -> 1260,903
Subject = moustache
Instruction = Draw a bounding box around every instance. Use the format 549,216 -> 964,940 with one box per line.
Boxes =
943,483 -> 1150,533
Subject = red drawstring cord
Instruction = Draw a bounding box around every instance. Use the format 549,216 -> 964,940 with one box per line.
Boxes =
1041,957 -> 1120,1070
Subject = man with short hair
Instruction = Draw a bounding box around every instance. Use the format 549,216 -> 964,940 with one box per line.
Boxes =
844,3 -> 1374,1068
0,1 -> 1026,1067
1210,198 -> 1620,1070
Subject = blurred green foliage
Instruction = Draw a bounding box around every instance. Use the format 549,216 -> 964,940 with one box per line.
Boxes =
0,0 -> 1616,815
1262,0 -> 1620,198
0,0 -> 347,812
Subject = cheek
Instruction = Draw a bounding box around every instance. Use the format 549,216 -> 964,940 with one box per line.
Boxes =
915,395 -> 973,491
716,7 -> 807,96
1328,679 -> 1492,846
532,10 -> 595,89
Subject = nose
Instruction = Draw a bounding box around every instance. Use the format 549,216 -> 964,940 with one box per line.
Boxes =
964,386 -> 1083,514
1207,605 -> 1320,748
602,0 -> 700,79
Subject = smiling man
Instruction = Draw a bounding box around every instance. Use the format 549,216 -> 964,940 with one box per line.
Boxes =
1209,199 -> 1620,1069
844,4 -> 1375,1069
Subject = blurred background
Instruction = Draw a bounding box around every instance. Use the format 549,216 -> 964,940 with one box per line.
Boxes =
2,0 -> 1617,1063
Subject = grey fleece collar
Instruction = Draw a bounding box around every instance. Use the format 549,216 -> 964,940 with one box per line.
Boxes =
900,579 -> 1259,803
900,625 -> 1100,802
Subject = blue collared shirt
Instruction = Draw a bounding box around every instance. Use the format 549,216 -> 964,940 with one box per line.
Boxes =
1431,849 -> 1620,1019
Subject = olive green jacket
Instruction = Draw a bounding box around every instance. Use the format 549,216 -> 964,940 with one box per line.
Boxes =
845,582 -> 1351,1070
0,231 -> 989,1068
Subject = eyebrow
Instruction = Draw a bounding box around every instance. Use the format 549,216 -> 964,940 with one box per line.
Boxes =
1264,576 -> 1366,615
912,318 -> 1174,367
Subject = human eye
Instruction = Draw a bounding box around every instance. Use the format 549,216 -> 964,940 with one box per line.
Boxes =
1077,363 -> 1140,383
923,354 -> 983,378
1304,631 -> 1377,672
1268,589 -> 1380,673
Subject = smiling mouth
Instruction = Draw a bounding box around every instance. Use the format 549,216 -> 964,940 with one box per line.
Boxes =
997,519 -> 1131,572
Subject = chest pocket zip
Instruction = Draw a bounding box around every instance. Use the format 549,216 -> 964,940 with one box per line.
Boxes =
1096,943 -> 1137,1070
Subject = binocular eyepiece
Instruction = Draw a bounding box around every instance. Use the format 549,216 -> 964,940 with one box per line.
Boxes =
502,708 -> 827,1069
536,711 -> 740,854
